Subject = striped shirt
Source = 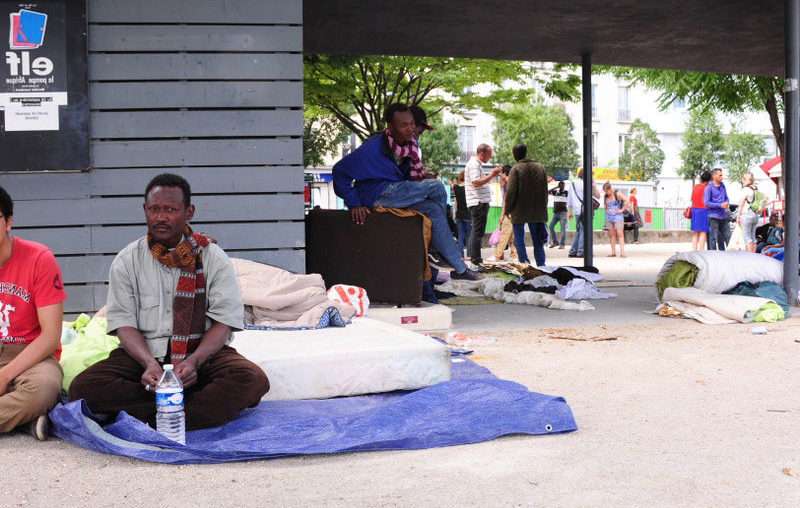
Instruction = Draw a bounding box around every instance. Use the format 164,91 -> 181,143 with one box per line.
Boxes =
464,156 -> 491,207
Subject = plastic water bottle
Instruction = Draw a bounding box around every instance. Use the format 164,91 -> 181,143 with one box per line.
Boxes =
155,364 -> 185,445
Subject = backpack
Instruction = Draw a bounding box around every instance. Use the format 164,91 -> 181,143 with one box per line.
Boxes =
749,188 -> 766,213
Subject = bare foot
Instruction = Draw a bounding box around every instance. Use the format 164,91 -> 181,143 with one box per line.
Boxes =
607,254 -> 616,257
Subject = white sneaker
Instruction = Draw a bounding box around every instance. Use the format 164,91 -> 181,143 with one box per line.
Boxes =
485,255 -> 503,262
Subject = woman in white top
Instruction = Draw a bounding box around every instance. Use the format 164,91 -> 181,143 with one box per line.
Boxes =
736,171 -> 759,253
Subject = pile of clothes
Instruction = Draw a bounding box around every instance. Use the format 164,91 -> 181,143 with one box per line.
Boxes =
435,262 -> 616,311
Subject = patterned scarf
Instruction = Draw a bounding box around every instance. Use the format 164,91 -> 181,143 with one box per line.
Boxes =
147,224 -> 215,365
385,128 -> 424,181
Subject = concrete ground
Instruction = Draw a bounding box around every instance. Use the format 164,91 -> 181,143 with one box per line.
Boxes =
4,242 -> 799,507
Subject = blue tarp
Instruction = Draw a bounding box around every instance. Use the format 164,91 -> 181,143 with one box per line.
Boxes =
49,358 -> 577,464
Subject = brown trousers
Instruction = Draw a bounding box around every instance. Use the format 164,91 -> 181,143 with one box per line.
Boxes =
0,343 -> 63,432
68,345 -> 269,430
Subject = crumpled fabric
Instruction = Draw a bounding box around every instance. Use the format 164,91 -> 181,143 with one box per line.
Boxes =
538,265 -> 603,282
59,314 -> 120,392
483,277 -> 594,310
556,278 -> 617,300
546,267 -> 586,286
752,302 -> 784,322
504,280 -> 557,295
723,281 -> 789,315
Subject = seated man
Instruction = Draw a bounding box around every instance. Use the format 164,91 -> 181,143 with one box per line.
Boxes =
755,212 -> 780,252
69,174 -> 269,430
332,103 -> 482,281
0,186 -> 65,440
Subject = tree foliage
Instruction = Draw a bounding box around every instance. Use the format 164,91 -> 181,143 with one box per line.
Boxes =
304,55 -> 580,141
618,119 -> 664,182
606,67 -> 783,161
679,108 -> 724,181
418,119 -> 461,176
303,115 -> 350,168
722,124 -> 768,183
491,98 -> 580,176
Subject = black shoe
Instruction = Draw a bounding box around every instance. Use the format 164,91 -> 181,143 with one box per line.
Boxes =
428,252 -> 444,265
428,254 -> 453,270
568,253 -> 581,258
28,415 -> 49,441
451,269 -> 485,281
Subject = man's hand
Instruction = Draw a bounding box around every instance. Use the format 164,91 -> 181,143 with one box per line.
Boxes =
174,358 -> 199,389
490,167 -> 502,178
0,370 -> 10,396
351,206 -> 370,225
721,202 -> 729,209
141,361 -> 163,391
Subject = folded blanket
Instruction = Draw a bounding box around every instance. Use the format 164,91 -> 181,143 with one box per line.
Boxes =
662,287 -> 781,323
230,258 -> 356,329
656,251 -> 783,298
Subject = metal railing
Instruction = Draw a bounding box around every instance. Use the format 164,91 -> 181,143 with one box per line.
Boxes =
663,207 -> 688,230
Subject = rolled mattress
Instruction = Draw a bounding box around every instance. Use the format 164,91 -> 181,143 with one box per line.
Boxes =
230,317 -> 451,401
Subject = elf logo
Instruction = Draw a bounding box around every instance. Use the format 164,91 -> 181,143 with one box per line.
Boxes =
9,9 -> 47,49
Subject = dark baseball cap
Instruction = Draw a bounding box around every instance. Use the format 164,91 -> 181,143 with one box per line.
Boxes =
410,105 -> 434,130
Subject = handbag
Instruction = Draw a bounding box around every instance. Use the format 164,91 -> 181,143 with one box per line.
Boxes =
572,181 -> 601,216
488,227 -> 501,246
683,206 -> 692,219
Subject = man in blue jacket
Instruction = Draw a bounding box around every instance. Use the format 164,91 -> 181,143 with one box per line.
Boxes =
703,168 -> 730,250
332,103 -> 481,280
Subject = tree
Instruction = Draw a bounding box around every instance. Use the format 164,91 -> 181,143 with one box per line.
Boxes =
304,54 -> 580,141
606,68 -> 783,163
722,124 -> 768,183
492,98 -> 580,176
618,119 -> 664,182
303,115 -> 350,168
678,108 -> 724,181
418,119 -> 461,176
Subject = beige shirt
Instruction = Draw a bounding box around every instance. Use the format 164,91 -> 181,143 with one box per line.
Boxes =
106,236 -> 244,359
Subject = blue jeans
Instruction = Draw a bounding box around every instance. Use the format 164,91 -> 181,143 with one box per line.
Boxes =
456,218 -> 471,257
708,217 -> 727,251
375,180 -> 468,273
549,211 -> 568,246
762,246 -> 784,256
569,215 -> 584,255
512,223 -> 546,266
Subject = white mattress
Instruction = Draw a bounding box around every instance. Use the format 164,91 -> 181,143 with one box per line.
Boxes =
230,317 -> 451,401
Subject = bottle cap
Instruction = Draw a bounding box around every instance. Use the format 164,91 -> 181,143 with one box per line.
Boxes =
163,364 -> 173,370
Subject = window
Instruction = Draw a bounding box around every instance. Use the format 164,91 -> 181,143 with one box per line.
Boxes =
591,132 -> 598,167
458,126 -> 475,163
618,133 -> 630,160
671,97 -> 686,109
591,84 -> 597,118
618,86 -> 631,121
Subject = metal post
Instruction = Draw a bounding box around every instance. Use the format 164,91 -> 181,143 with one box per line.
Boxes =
785,0 -> 799,305
581,52 -> 594,269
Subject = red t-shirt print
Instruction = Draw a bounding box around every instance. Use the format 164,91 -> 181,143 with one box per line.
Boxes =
0,237 -> 67,359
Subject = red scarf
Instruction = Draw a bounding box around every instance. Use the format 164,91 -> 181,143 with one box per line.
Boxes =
147,224 -> 215,365
385,128 -> 425,181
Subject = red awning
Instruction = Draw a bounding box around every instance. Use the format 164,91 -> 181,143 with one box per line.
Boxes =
759,155 -> 781,184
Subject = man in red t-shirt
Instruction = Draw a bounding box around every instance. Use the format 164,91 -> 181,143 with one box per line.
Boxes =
0,186 -> 66,440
